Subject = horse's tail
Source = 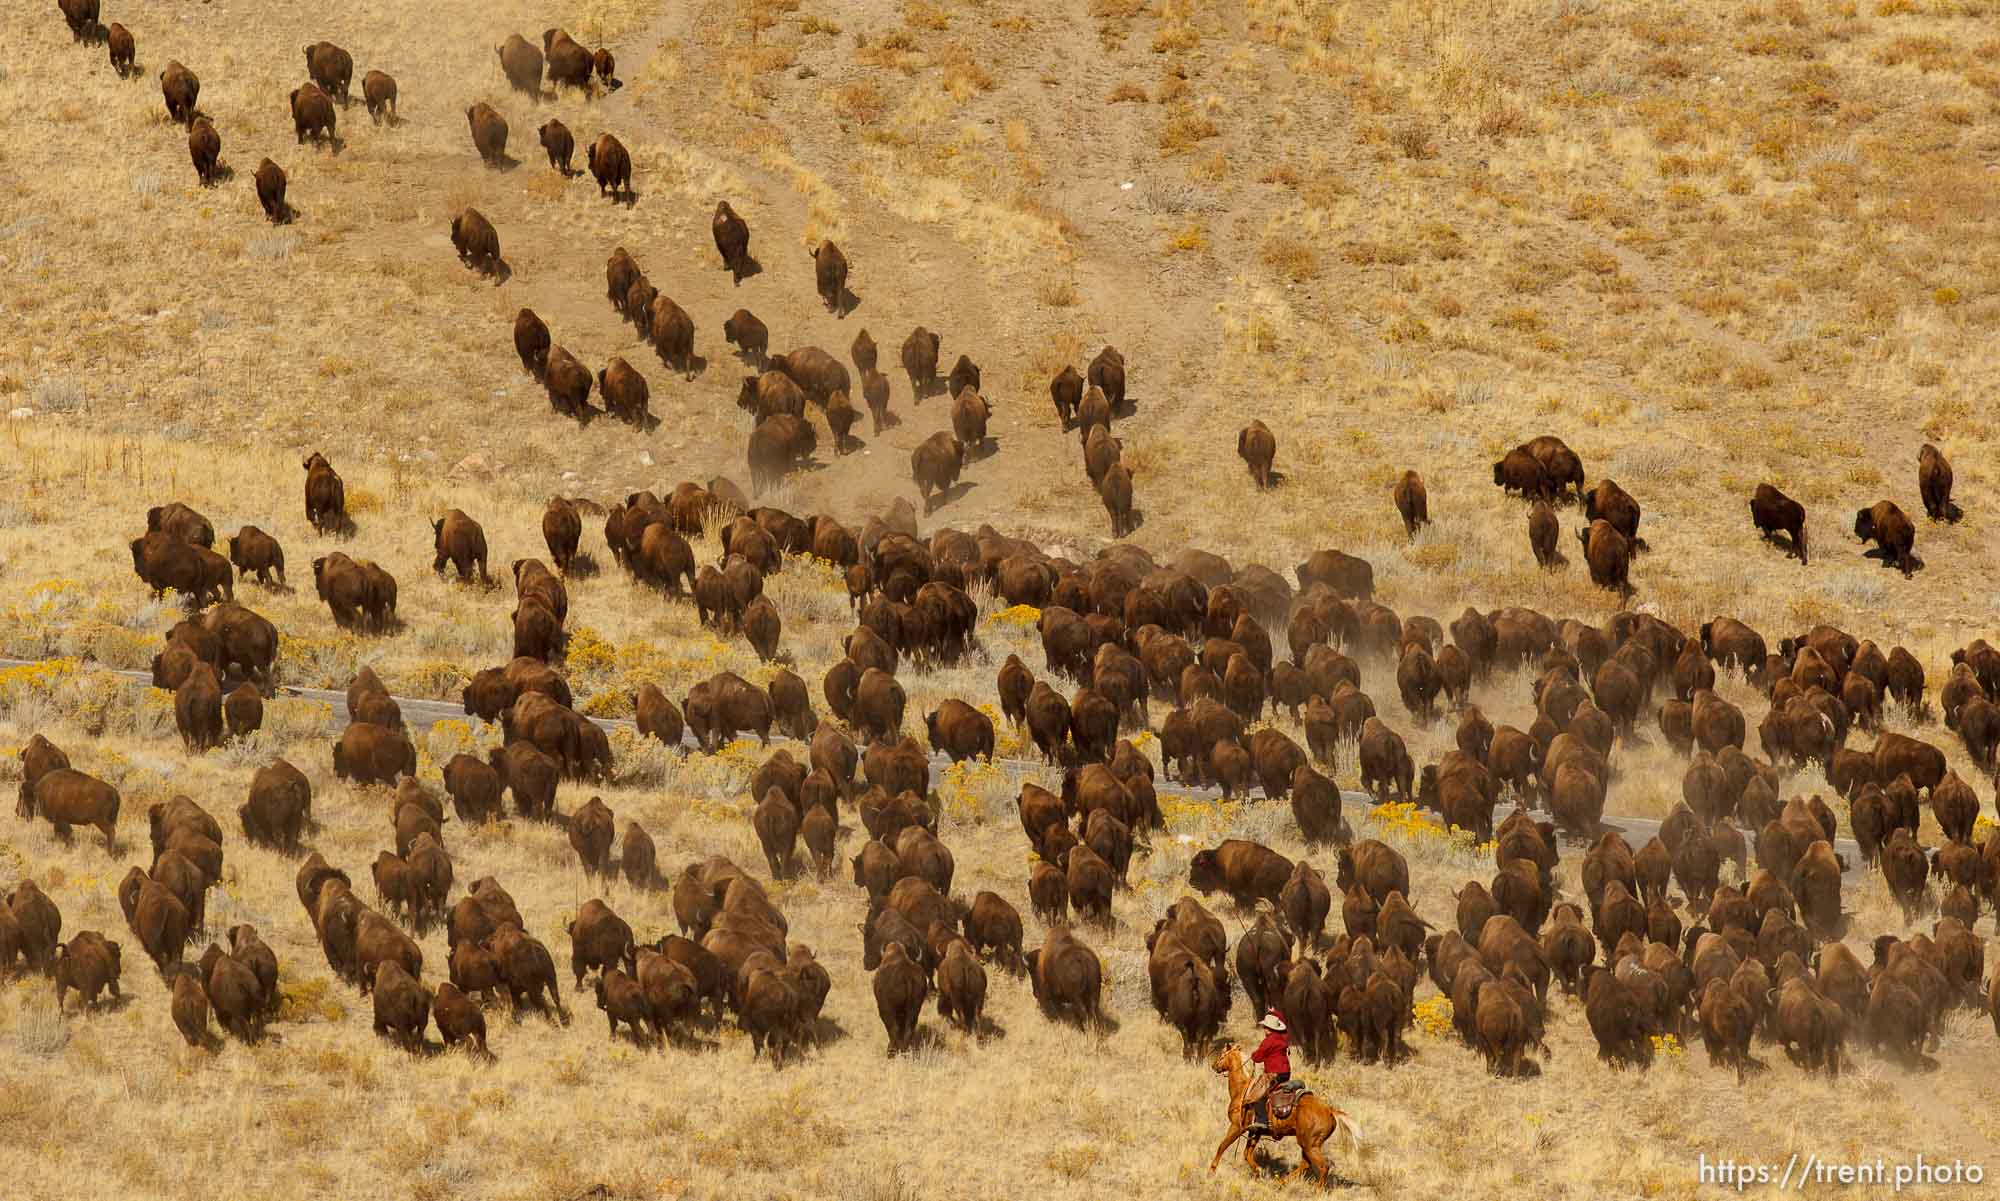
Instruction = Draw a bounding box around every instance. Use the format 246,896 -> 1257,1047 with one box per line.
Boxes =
1331,1107 -> 1364,1151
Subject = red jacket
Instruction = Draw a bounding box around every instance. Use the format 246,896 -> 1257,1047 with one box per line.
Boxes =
1251,1030 -> 1290,1077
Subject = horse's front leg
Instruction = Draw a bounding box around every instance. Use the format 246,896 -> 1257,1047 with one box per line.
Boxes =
1209,1122 -> 1246,1172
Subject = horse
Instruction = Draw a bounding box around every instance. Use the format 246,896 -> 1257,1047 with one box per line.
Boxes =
1208,1043 -> 1364,1185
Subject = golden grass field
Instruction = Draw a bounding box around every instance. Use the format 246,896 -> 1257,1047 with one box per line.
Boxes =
3,0 -> 2000,1197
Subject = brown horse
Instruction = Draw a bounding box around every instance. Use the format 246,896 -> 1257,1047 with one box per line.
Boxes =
1209,1043 -> 1364,1185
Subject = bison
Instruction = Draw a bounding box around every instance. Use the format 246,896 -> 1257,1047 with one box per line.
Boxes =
1750,483 -> 1807,564
290,83 -> 336,148
254,158 -> 289,224
1854,500 -> 1916,576
587,133 -> 632,202
450,207 -> 501,277
813,240 -> 849,314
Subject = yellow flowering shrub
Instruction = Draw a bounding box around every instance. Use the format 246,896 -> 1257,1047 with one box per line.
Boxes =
1412,994 -> 1453,1038
1368,800 -> 1482,853
581,690 -> 633,718
1650,1034 -> 1684,1059
400,658 -> 469,698
985,604 -> 1042,628
0,657 -> 80,703
566,625 -> 617,673
940,759 -> 1008,823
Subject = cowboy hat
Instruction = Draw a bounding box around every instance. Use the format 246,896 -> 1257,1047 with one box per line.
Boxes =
1259,1011 -> 1287,1032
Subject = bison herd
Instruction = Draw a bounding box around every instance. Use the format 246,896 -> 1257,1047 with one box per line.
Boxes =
50,8 -> 628,226
11,417 -> 1988,1100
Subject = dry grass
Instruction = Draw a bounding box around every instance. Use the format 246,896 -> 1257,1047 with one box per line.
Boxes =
7,0 -> 2000,1192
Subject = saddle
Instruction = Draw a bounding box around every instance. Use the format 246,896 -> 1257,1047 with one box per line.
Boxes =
1269,1081 -> 1308,1122
1247,1079 -> 1309,1130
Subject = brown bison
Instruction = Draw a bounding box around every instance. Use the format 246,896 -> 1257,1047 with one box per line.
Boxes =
362,70 -> 397,124
587,133 -> 632,202
1493,447 -> 1550,499
497,33 -> 544,99
160,61 -> 200,125
1524,435 -> 1585,502
451,207 -> 501,277
241,760 -> 311,850
303,451 -> 347,534
747,415 -> 817,494
912,432 -> 965,515
813,240 -> 848,314
290,83 -> 336,147
1750,483 -> 1807,564
1854,500 -> 1915,576
902,327 -> 941,397
1088,346 -> 1126,412
226,525 -> 285,587
542,346 -> 593,421
714,201 -> 751,281
467,102 -> 508,166
432,509 -> 490,585
188,116 -> 221,187
1578,519 -> 1632,595
303,42 -> 353,104
333,723 -> 416,786
1919,443 -> 1958,522
1051,365 -> 1084,429
1584,478 -> 1644,547
107,23 -> 135,76
254,158 -> 289,223
1188,840 -> 1294,909
1526,500 -> 1560,568
542,29 -> 593,93
25,769 -> 120,851
1393,470 -> 1429,538
724,309 -> 768,364
1237,421 -> 1276,490
648,296 -> 697,378
597,357 -> 651,427
951,388 -> 991,453
514,308 -> 551,378
59,0 -> 99,42
1100,465 -> 1135,538
538,118 -> 574,173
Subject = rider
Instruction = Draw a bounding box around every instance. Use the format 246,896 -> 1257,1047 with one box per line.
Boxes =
1246,1009 -> 1290,1132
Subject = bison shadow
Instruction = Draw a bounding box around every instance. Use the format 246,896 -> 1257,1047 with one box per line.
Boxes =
925,480 -> 978,514
833,285 -> 860,317
1111,393 -> 1138,420
70,991 -> 137,1017
730,253 -> 764,284
807,1016 -> 852,1049
964,436 -> 999,464
1861,546 -> 1925,575
562,552 -> 603,580
1755,530 -> 1806,563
